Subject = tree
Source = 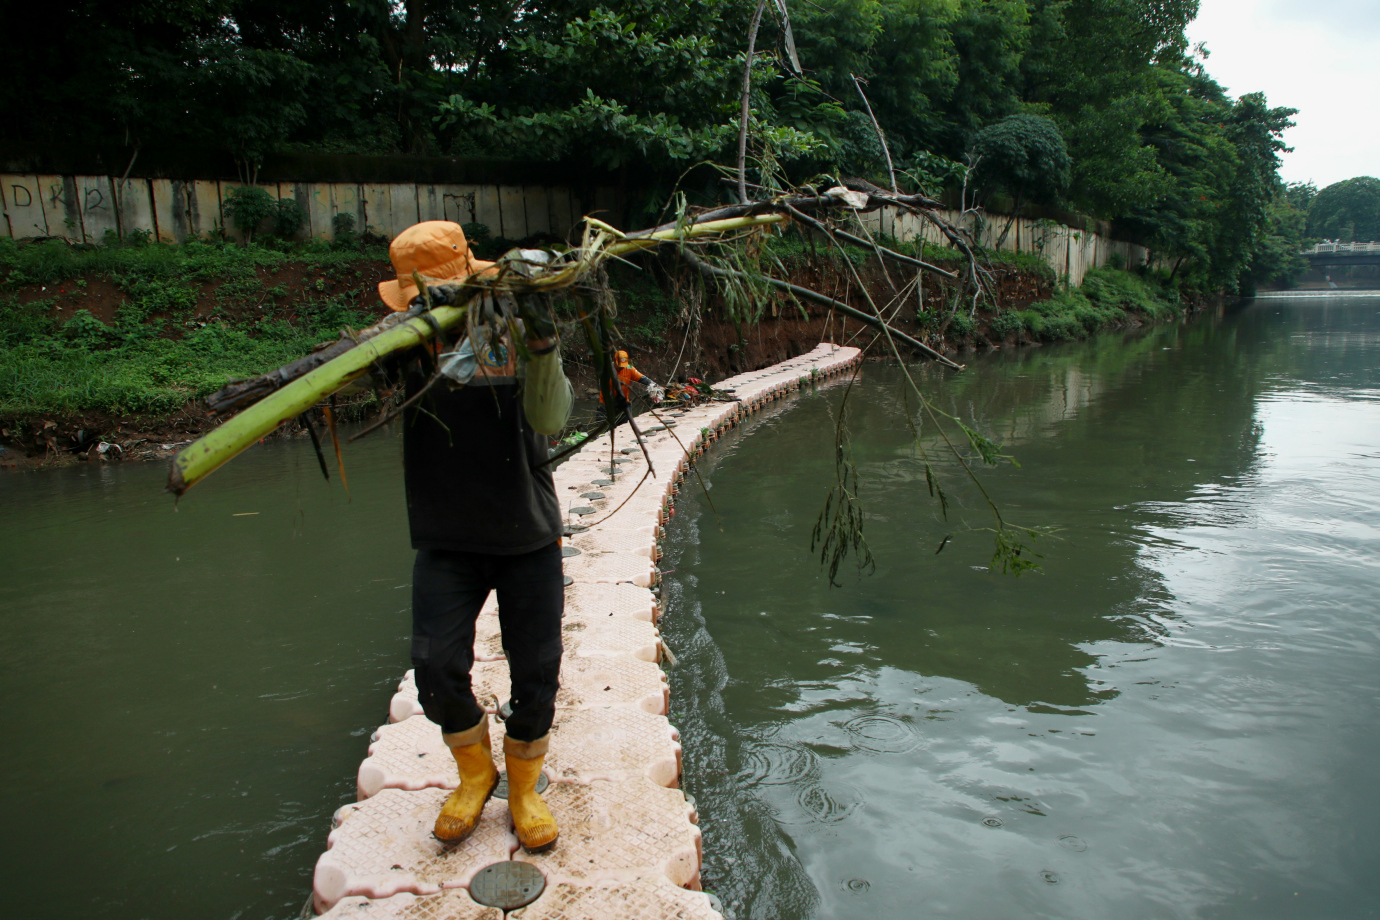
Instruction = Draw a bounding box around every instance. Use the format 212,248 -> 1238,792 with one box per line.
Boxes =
1116,64 -> 1294,292
1019,0 -> 1198,215
970,114 -> 1070,204
969,114 -> 1070,244
0,0 -> 1295,290
1308,177 -> 1380,243
1246,182 -> 1310,292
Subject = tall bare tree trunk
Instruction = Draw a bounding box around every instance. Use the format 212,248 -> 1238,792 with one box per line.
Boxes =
737,0 -> 769,205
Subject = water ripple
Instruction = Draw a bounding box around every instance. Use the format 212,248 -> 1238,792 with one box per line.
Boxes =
740,742 -> 820,786
790,781 -> 864,825
843,714 -> 923,754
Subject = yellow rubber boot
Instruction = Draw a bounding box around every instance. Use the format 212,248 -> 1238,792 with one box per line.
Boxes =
504,734 -> 558,852
434,715 -> 499,842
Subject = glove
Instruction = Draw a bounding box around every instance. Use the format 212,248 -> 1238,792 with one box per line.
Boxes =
516,294 -> 557,342
407,282 -> 462,313
647,383 -> 666,404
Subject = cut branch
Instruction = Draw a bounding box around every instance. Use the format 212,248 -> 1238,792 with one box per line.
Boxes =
169,302 -> 469,496
678,247 -> 962,369
737,0 -> 770,205
851,74 -> 897,194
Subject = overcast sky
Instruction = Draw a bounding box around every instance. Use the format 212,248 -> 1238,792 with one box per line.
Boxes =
1185,0 -> 1379,189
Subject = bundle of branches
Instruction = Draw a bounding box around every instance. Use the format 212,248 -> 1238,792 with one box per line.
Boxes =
168,177 -> 1049,578
172,182 -> 956,492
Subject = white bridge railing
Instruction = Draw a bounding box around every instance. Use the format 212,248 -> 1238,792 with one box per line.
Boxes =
1305,241 -> 1380,254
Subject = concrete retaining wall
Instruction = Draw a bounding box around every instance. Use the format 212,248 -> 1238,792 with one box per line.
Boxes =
0,174 -> 620,244
857,207 -> 1150,287
1,171 -> 1145,285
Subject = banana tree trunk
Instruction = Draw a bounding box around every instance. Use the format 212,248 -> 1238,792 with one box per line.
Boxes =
167,303 -> 468,496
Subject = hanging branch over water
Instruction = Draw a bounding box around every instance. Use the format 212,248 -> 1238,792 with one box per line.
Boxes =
810,360 -> 876,587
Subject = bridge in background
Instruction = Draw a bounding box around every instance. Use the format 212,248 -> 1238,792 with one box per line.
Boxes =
1303,242 -> 1380,268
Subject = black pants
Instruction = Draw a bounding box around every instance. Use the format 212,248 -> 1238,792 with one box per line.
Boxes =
410,542 -> 564,742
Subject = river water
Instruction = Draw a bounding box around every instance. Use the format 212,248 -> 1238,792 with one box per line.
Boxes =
0,294 -> 1376,920
660,294 -> 1380,920
0,430 -> 416,919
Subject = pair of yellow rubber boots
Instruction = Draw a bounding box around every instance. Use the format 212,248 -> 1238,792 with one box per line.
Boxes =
433,714 -> 557,851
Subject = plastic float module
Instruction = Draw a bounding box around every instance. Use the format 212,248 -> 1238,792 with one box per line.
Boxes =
555,655 -> 668,715
513,779 -> 701,888
567,528 -> 657,560
563,581 -> 658,623
561,550 -> 656,588
509,876 -> 723,920
541,706 -> 682,786
389,661 -> 511,724
562,612 -> 662,664
312,788 -> 512,913
319,891 -> 501,919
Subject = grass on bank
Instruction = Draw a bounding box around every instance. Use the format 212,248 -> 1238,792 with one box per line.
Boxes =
0,238 -> 385,418
982,265 -> 1182,342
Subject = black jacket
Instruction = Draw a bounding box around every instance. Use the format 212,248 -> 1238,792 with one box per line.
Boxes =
402,371 -> 561,555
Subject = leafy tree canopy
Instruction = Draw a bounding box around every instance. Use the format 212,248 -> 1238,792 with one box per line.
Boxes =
1,0 -> 1299,289
970,114 -> 1070,208
1308,177 -> 1380,243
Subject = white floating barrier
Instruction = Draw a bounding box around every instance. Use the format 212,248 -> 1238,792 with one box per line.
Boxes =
314,343 -> 862,918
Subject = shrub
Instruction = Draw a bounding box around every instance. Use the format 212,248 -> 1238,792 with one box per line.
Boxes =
60,310 -> 113,348
988,310 -> 1025,340
1080,266 -> 1174,319
948,312 -> 976,338
223,186 -> 277,242
275,198 -> 309,239
332,212 -> 359,249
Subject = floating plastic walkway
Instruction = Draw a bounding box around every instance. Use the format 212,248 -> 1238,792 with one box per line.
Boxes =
312,343 -> 862,918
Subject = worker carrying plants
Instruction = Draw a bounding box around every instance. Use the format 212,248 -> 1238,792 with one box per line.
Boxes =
377,221 -> 572,852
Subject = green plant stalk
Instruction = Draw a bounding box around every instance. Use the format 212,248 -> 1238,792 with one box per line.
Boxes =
605,213 -> 788,257
167,303 -> 467,496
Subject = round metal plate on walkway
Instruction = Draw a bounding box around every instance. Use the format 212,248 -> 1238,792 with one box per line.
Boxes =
562,545 -> 581,557
571,506 -> 596,515
581,491 -> 605,500
491,770 -> 550,800
643,425 -> 666,433
468,861 -> 545,911
562,574 -> 574,587
563,524 -> 588,535
619,447 -> 638,454
592,479 -> 614,487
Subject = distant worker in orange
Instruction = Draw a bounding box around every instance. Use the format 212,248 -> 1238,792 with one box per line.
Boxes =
598,350 -> 664,418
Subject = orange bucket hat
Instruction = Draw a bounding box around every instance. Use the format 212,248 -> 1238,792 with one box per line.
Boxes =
377,221 -> 496,312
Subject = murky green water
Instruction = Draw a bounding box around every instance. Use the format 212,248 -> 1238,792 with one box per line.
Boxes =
661,295 -> 1380,920
1,295 -> 1376,919
0,432 -> 416,919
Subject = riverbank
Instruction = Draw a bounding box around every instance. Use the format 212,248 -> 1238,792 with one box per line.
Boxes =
0,234 -> 1196,468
